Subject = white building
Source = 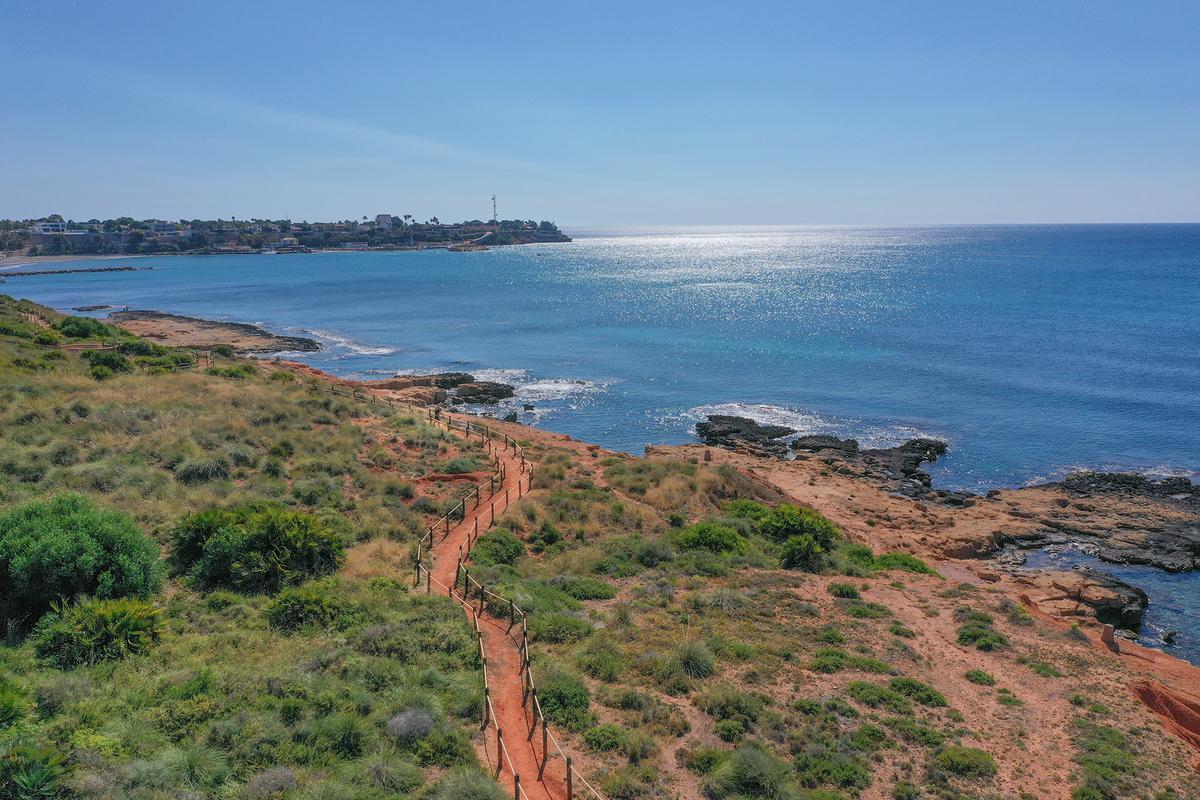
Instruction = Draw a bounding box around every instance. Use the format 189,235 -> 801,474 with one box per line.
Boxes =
30,221 -> 67,234
147,221 -> 191,239
375,214 -> 393,230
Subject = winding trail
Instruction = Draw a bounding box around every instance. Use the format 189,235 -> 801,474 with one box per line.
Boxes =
415,410 -> 569,800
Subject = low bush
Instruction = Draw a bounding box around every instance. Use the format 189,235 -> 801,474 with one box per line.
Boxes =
537,665 -> 591,729
873,552 -> 935,574
761,504 -> 840,547
673,641 -> 716,679
585,723 -> 627,751
266,578 -> 365,632
674,521 -> 745,554
965,669 -> 995,686
828,582 -> 861,599
880,679 -> 942,709
471,528 -> 525,566
532,613 -> 593,643
57,315 -> 114,338
439,456 -> 481,474
555,575 -> 617,600
174,456 -> 231,484
845,681 -> 912,714
695,685 -> 768,726
930,745 -> 997,779
780,533 -> 826,571
703,745 -> 794,800
424,767 -> 508,800
1071,718 -> 1139,800
33,597 -> 161,668
955,609 -> 1009,651
0,493 -> 163,622
171,505 -> 346,594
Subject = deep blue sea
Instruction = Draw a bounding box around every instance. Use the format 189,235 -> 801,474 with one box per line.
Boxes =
6,224 -> 1197,491
6,224 -> 1199,660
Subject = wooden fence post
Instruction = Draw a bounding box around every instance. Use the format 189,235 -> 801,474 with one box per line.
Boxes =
495,728 -> 503,778
566,756 -> 573,799
538,718 -> 548,779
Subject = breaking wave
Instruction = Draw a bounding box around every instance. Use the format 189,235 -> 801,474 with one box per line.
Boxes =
680,402 -> 943,450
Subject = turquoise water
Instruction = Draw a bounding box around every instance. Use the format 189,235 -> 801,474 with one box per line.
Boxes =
5,224 -> 1199,492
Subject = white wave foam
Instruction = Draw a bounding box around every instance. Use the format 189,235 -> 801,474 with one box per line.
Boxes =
682,402 -> 943,450
472,368 -> 531,383
1022,462 -> 1200,487
298,328 -> 398,357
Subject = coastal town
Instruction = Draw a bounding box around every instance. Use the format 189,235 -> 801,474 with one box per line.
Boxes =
0,213 -> 570,257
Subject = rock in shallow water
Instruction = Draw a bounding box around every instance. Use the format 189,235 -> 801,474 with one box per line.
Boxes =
695,415 -> 795,455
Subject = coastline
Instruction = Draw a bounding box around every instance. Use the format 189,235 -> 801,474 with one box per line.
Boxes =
41,300 -> 1200,665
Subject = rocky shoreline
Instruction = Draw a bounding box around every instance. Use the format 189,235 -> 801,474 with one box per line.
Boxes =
693,412 -> 1199,633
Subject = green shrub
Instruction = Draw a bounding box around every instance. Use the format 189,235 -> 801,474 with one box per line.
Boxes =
439,456 -> 481,474
471,528 -> 525,566
267,579 -> 365,632
809,647 -> 892,674
695,685 -> 768,725
537,666 -> 591,729
956,619 -> 1009,651
673,641 -> 716,679
845,681 -> 912,714
873,552 -> 935,574
930,746 -> 997,778
780,533 -> 826,571
1071,718 -> 1139,800
0,741 -> 70,799
585,723 -> 628,751
722,499 -> 772,521
206,364 -> 257,379
703,745 -> 794,799
576,635 -> 624,681
532,613 -> 593,643
888,677 -> 947,707
0,681 -> 24,729
715,718 -> 745,742
34,597 -> 161,668
175,456 -> 231,484
794,749 -> 870,791
845,602 -> 891,619
171,505 -> 346,594
674,521 -> 745,554
82,349 -> 131,373
0,493 -> 163,622
828,582 -> 860,599
556,575 -> 617,600
965,669 -> 995,686
761,504 -> 840,547
57,316 -> 114,338
884,717 -> 945,748
424,767 -> 507,800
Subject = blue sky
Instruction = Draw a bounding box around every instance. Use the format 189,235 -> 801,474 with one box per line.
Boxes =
2,1 -> 1197,225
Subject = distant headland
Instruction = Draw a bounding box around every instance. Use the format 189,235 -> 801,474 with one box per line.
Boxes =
0,213 -> 570,257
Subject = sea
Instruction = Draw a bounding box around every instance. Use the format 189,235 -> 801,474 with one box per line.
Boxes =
4,224 -> 1198,657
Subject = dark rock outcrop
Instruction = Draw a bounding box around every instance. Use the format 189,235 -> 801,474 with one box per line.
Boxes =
695,415 -> 795,456
453,381 -> 516,405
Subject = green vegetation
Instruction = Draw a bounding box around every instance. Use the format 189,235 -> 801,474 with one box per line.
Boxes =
930,745 -> 997,779
1071,718 -> 1140,800
954,607 -> 1009,651
0,493 -> 162,622
170,505 -> 347,594
0,296 -> 509,798
964,668 -> 996,686
33,597 -> 161,668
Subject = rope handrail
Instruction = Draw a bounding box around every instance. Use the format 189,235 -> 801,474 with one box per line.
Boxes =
300,376 -> 592,799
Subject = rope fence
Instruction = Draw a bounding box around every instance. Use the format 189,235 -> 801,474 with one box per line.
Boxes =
255,375 -> 595,798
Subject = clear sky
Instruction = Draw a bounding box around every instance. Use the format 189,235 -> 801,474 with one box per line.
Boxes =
2,1 -> 1197,226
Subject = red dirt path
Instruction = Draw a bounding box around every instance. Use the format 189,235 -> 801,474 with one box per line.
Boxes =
422,411 -> 568,800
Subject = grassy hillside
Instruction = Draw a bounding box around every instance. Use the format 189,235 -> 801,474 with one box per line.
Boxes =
0,296 -> 505,799
0,293 -> 1196,800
